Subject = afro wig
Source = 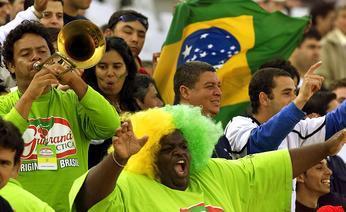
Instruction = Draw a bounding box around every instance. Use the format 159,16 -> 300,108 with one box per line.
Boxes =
111,104 -> 223,180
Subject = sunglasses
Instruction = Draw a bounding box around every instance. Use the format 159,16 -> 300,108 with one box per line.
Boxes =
118,14 -> 148,29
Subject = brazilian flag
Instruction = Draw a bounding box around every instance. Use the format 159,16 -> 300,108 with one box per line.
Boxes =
153,0 -> 309,127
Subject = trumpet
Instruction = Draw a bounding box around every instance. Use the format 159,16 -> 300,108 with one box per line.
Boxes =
33,20 -> 106,72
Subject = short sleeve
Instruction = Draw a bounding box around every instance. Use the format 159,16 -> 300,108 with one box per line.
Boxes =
207,150 -> 292,211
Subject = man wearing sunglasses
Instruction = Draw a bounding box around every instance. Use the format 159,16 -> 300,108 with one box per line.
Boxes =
106,10 -> 149,75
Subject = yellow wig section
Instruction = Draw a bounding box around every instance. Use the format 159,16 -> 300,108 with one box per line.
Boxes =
125,108 -> 176,179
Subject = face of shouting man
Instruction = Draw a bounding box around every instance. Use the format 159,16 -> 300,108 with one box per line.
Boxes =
156,130 -> 191,191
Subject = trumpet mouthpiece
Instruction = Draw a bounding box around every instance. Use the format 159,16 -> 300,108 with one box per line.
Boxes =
33,62 -> 42,71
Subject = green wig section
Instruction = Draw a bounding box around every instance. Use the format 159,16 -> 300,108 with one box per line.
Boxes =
164,104 -> 223,174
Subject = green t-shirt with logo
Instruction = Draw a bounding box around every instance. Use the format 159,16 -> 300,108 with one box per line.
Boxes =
0,86 -> 120,212
0,178 -> 54,212
70,150 -> 292,212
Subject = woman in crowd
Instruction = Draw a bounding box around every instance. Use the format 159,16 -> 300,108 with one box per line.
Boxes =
83,36 -> 138,168
83,36 -> 138,114
133,74 -> 164,110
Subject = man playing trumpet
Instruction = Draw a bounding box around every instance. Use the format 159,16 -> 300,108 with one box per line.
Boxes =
0,20 -> 119,211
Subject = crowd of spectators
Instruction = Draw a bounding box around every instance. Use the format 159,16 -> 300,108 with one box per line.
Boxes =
0,0 -> 345,211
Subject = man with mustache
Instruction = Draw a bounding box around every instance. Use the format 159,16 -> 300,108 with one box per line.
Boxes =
173,61 -> 222,118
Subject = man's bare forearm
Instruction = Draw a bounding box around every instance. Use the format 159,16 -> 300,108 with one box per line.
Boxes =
75,153 -> 127,211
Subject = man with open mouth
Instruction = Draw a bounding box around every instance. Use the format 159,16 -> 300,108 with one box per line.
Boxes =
70,105 -> 346,212
296,159 -> 335,211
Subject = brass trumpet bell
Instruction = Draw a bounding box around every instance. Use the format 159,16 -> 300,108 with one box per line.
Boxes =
33,20 -> 105,71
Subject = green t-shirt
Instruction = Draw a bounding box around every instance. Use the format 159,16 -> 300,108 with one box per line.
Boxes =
70,150 -> 292,211
0,178 -> 54,211
0,86 -> 120,212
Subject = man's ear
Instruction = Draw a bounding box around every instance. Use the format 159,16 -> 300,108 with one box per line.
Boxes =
104,28 -> 113,37
6,62 -> 15,75
316,16 -> 323,27
290,48 -> 299,60
259,92 -> 270,107
135,98 -> 145,110
296,174 -> 305,184
10,162 -> 20,179
179,85 -> 190,100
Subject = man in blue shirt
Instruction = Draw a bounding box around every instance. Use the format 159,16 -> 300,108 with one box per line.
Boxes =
214,61 -> 346,159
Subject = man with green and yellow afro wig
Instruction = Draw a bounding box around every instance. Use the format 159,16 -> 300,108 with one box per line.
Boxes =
71,105 -> 346,212
124,104 -> 222,180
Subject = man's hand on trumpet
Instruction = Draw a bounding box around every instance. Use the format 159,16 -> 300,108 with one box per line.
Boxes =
25,68 -> 58,101
47,64 -> 88,99
56,68 -> 85,91
49,64 -> 79,86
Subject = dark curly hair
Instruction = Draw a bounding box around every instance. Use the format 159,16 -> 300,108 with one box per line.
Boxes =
83,36 -> 137,112
2,20 -> 55,70
0,118 -> 24,165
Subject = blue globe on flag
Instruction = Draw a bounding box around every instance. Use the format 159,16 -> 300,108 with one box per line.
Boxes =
177,27 -> 241,69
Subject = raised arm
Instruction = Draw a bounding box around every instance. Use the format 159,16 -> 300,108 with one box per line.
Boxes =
75,121 -> 148,211
247,102 -> 305,153
52,65 -> 88,100
292,61 -> 323,109
9,64 -> 86,131
15,68 -> 58,119
3,67 -> 58,133
289,129 -> 346,178
248,62 -> 324,153
325,100 -> 346,140
52,64 -> 119,139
